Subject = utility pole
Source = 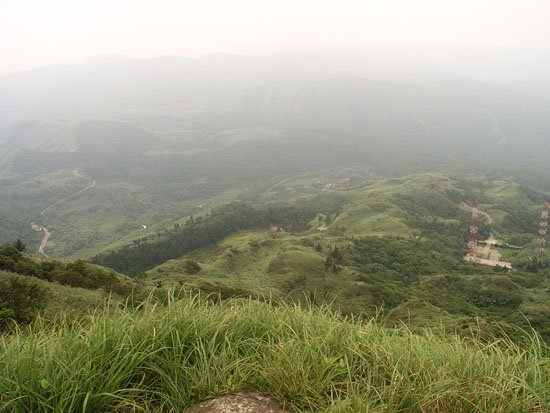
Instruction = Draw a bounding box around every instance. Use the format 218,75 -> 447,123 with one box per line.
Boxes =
535,202 -> 549,256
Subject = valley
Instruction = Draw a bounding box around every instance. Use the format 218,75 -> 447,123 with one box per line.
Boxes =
84,173 -> 550,341
1,115 -> 549,344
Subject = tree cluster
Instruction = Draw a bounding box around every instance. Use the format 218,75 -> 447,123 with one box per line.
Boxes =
0,276 -> 47,331
93,202 -> 317,275
325,246 -> 344,273
0,243 -> 118,290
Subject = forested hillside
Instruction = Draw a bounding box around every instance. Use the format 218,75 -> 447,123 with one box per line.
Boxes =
92,202 -> 323,275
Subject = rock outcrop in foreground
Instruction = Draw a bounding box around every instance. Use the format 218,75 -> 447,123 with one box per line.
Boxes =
186,393 -> 288,413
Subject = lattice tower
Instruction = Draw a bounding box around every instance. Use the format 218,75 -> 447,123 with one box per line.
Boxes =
467,200 -> 479,257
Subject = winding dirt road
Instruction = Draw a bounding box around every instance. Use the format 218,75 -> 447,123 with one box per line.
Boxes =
31,223 -> 50,256
459,202 -> 493,224
40,169 -> 96,216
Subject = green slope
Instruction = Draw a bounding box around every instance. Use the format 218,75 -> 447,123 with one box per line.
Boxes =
105,173 -> 550,341
1,296 -> 548,412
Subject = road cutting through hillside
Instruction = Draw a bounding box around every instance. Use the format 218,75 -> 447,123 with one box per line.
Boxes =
31,222 -> 50,256
459,202 -> 493,224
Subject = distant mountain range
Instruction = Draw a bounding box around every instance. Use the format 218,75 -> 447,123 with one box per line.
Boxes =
1,51 -> 549,170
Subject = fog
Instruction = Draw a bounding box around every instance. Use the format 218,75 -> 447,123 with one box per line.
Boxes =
1,0 -> 550,81
1,0 -> 550,177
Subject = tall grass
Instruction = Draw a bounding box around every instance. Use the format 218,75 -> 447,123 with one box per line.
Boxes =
0,293 -> 548,412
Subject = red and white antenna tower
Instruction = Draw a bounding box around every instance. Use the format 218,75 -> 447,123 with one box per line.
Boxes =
467,200 -> 479,257
535,202 -> 549,256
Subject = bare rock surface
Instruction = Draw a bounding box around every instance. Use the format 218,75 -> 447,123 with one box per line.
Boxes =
186,393 -> 288,413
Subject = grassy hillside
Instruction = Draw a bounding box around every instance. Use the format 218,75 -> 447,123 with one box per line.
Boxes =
1,174 -> 549,411
95,174 -> 550,341
3,173 -> 550,341
0,244 -> 140,331
0,296 -> 547,412
0,270 -> 116,325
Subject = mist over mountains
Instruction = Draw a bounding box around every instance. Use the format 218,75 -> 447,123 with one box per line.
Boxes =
1,51 -> 549,174
3,0 -> 550,408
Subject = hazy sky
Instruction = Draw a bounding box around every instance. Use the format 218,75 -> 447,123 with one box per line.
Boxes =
1,0 -> 549,74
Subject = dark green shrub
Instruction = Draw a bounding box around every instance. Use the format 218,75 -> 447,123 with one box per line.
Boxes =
184,259 -> 201,274
0,276 -> 47,328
